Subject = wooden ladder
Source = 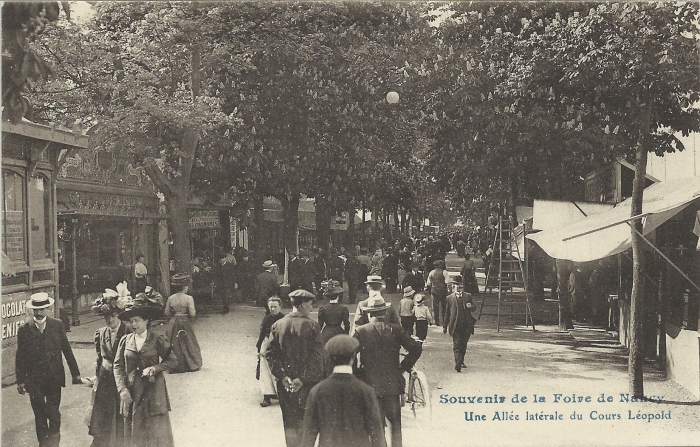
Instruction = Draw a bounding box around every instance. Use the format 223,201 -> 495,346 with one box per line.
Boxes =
478,214 -> 535,332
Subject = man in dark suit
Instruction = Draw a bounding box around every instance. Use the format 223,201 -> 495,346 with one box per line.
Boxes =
288,252 -> 304,292
256,260 -> 281,309
381,248 -> 399,293
16,293 -> 81,447
301,335 -> 386,447
443,275 -> 477,373
265,289 -> 325,447
353,296 -> 422,447
312,248 -> 327,300
343,252 -> 362,304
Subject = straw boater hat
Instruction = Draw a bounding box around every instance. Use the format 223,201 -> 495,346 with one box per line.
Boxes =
361,295 -> 391,313
414,294 -> 425,304
323,280 -> 344,296
92,282 -> 130,316
403,286 -> 416,298
26,292 -> 54,310
364,275 -> 383,285
118,295 -> 163,322
262,260 -> 274,269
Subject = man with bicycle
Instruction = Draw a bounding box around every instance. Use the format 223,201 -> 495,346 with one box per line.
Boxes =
353,295 -> 422,447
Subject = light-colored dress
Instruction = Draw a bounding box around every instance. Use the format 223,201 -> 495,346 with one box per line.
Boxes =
164,293 -> 203,373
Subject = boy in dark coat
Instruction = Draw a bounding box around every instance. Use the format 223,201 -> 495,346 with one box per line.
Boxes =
301,335 -> 386,447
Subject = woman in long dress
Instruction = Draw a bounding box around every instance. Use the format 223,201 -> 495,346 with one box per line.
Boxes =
164,273 -> 203,373
114,296 -> 178,447
88,283 -> 130,447
256,296 -> 285,407
317,281 -> 350,345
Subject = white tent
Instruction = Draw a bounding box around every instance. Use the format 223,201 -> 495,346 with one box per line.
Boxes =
527,177 -> 700,262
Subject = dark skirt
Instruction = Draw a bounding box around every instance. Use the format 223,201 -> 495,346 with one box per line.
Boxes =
127,398 -> 174,447
321,324 -> 346,346
167,315 -> 203,373
89,371 -> 126,447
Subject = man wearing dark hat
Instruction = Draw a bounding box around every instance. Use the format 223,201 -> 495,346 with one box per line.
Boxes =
381,248 -> 399,293
443,275 -> 477,372
265,289 -> 325,447
256,260 -> 281,308
301,335 -> 386,447
353,296 -> 422,447
16,292 -> 82,447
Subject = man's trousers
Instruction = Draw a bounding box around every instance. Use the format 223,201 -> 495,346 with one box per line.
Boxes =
28,381 -> 62,447
452,326 -> 472,367
376,394 -> 402,447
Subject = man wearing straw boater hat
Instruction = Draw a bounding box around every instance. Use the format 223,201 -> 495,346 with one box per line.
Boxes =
352,275 -> 401,331
353,294 -> 422,447
16,292 -> 81,447
256,260 -> 281,309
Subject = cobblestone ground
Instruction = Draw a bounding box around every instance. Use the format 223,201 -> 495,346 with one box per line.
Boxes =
3,253 -> 699,446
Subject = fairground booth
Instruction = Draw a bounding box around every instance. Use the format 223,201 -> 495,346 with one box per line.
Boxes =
528,177 -> 700,399
1,121 -> 88,385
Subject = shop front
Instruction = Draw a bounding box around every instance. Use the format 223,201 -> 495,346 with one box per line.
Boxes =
56,147 -> 165,323
1,121 -> 88,385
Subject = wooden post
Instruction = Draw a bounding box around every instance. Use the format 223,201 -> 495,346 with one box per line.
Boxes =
71,223 -> 79,326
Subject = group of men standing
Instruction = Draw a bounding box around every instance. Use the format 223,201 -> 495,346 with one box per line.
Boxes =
264,276 -> 424,447
288,247 -> 367,304
261,268 -> 478,447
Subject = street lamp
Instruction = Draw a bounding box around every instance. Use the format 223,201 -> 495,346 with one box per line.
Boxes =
386,91 -> 399,104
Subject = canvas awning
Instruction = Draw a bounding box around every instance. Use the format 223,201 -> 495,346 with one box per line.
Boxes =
527,177 -> 700,262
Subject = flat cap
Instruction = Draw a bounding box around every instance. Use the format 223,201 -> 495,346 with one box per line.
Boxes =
288,289 -> 315,299
325,334 -> 360,357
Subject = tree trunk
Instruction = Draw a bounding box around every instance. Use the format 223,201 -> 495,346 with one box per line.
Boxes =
316,196 -> 332,256
629,101 -> 651,398
279,192 -> 300,256
346,204 -> 355,251
168,196 -> 193,276
392,208 -> 400,239
252,193 -> 265,266
143,129 -> 199,278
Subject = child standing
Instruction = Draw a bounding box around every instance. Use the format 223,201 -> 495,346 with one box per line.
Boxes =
413,293 -> 434,341
400,286 -> 417,335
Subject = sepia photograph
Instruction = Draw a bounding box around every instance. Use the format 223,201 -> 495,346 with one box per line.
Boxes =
1,1 -> 699,446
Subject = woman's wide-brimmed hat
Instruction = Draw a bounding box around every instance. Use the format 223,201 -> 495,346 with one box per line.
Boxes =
118,294 -> 163,322
360,296 -> 391,313
323,280 -> 344,296
170,273 -> 191,287
26,292 -> 54,310
92,282 -> 130,316
364,275 -> 383,285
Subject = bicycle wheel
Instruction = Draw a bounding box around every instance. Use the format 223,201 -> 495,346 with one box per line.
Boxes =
409,370 -> 432,429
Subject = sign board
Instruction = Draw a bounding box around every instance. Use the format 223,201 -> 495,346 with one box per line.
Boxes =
330,212 -> 349,231
189,210 -> 220,229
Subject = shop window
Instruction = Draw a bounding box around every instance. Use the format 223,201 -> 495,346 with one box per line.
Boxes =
28,174 -> 52,261
76,224 -> 125,270
2,169 -> 26,262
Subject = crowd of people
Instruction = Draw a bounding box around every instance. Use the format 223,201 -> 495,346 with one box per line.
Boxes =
16,228 -> 485,447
